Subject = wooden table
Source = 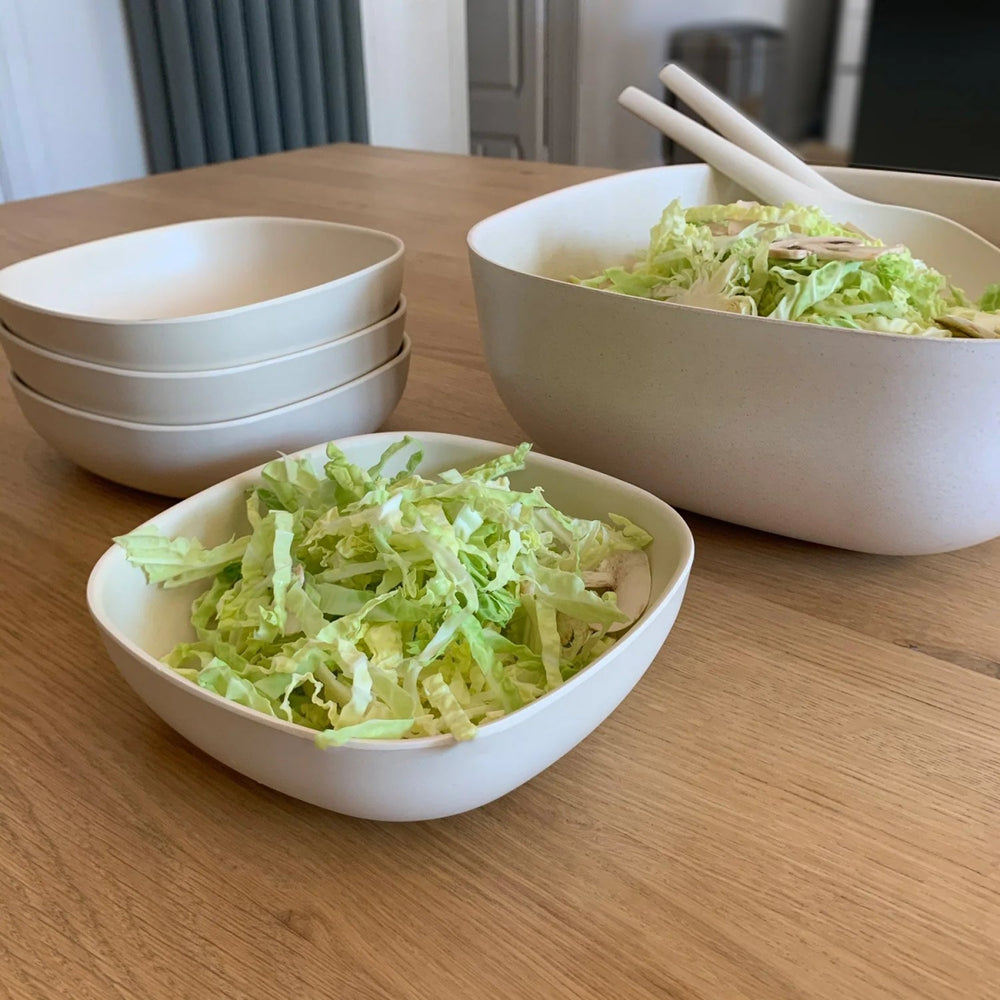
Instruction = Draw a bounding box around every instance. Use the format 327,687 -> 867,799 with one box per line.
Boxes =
1,145 -> 998,1000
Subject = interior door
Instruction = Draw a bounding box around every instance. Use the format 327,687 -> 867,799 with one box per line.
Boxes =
466,0 -> 543,159
466,0 -> 577,162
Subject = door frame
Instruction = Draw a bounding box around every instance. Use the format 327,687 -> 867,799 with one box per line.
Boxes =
544,0 -> 578,164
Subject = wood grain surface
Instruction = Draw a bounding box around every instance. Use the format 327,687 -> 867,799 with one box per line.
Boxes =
0,145 -> 998,1000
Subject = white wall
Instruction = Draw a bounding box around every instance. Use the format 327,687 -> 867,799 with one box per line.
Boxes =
575,0 -> 790,170
359,0 -> 470,155
825,0 -> 872,151
0,0 -> 148,201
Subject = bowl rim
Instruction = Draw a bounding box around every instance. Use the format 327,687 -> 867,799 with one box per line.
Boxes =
9,334 -> 411,430
466,163 -> 1000,347
0,296 -> 407,379
86,431 -> 696,751
0,216 -> 405,328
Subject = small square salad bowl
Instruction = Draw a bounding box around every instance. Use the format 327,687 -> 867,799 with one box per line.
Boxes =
87,432 -> 694,821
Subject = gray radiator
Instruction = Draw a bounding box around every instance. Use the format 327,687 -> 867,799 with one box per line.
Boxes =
125,0 -> 367,172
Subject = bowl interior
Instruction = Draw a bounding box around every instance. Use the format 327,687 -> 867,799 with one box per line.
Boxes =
468,162 -> 1000,281
0,217 -> 402,322
469,163 -> 728,281
89,434 -> 693,711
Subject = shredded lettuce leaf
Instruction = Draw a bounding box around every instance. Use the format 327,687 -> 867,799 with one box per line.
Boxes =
115,438 -> 653,747
979,282 -> 1000,312
574,199 -> 997,337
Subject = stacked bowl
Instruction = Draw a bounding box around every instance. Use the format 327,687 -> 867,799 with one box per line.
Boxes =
0,216 -> 409,497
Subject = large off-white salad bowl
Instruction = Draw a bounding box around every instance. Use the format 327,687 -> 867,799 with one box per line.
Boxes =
87,433 -> 695,822
469,163 -> 1000,556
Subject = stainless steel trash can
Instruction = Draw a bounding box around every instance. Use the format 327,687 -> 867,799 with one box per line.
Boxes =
665,23 -> 786,164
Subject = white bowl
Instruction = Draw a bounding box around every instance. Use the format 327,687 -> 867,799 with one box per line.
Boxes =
469,163 -> 1000,556
86,432 -> 694,821
0,297 -> 406,425
12,336 -> 411,496
0,216 -> 404,371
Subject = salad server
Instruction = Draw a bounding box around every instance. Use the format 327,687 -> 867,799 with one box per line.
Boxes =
619,73 -> 1000,297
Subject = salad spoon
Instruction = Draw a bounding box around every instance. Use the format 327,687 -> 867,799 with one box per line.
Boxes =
658,63 -> 848,199
619,77 -> 1000,296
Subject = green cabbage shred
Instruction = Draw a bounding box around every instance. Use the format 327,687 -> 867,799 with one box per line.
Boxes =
115,438 -> 653,747
575,199 -> 999,337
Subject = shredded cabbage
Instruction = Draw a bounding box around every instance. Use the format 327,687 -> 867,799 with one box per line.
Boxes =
115,438 -> 653,746
575,199 -> 998,338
